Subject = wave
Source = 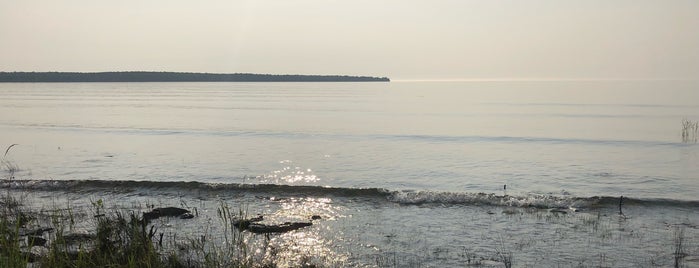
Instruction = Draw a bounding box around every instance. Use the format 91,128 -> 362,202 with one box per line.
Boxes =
1,179 -> 390,198
3,179 -> 698,209
2,123 -> 689,148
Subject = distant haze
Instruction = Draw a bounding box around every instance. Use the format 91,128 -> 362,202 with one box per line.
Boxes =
1,0 -> 698,80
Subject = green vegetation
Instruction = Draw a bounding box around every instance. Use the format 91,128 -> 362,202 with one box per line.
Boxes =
0,194 -> 262,268
0,72 -> 390,83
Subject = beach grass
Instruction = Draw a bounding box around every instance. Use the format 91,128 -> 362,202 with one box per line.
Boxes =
0,185 -> 263,268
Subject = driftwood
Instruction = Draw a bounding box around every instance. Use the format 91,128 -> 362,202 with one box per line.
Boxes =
232,215 -> 264,230
143,207 -> 193,222
20,227 -> 54,237
232,216 -> 313,234
247,222 -> 312,234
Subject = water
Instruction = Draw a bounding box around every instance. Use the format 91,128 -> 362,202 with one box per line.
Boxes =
2,80 -> 699,267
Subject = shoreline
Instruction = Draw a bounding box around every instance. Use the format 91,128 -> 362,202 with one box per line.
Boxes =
3,185 -> 698,267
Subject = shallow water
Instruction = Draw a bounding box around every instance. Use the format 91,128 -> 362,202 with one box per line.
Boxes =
2,80 -> 699,266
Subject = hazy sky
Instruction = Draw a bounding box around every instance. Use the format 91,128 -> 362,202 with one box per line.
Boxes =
1,0 -> 698,80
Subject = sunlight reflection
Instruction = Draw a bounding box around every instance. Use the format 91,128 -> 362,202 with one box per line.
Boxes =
263,229 -> 348,267
276,197 -> 339,220
254,160 -> 320,184
257,197 -> 348,267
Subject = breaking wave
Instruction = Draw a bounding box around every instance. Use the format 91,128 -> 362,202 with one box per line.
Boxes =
3,179 -> 698,209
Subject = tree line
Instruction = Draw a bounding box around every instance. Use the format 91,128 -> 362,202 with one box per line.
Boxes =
0,72 -> 390,82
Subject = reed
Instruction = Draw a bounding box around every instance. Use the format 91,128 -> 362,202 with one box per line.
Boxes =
0,195 -> 30,268
495,236 -> 513,268
681,119 -> 698,143
0,193 -> 267,268
673,227 -> 686,268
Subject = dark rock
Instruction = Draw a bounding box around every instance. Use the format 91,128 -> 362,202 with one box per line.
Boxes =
311,215 -> 322,220
28,236 -> 47,247
22,251 -> 43,263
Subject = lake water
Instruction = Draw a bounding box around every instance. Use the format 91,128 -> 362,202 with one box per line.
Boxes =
2,81 -> 699,267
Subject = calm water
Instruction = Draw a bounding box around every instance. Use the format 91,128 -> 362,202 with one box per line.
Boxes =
2,81 -> 699,267
1,80 -> 698,199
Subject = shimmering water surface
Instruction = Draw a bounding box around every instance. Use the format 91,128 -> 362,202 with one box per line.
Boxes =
1,81 -> 699,267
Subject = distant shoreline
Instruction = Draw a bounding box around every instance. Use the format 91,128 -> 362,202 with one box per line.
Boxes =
0,71 -> 390,83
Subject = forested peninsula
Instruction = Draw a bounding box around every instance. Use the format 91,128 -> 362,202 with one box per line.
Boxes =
0,72 -> 390,82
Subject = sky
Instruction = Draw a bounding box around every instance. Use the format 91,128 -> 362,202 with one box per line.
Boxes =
1,0 -> 698,80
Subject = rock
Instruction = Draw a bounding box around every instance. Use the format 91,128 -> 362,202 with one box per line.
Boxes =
28,246 -> 49,262
22,251 -> 43,263
27,236 -> 47,247
311,215 -> 322,220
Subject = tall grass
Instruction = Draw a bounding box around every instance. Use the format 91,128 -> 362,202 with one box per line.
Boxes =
181,201 -> 257,268
2,144 -> 19,180
42,210 -> 165,268
0,195 -> 30,268
0,195 -> 260,268
495,236 -> 513,268
673,227 -> 687,268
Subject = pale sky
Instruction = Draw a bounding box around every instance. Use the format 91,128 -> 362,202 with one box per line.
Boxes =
1,0 -> 698,80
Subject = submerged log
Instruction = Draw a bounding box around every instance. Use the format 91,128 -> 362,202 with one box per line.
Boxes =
19,227 -> 54,236
247,222 -> 313,234
143,207 -> 192,222
232,216 -> 313,234
232,215 -> 264,230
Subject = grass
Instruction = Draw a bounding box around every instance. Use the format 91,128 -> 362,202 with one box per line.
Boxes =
0,177 -> 291,268
0,150 -> 324,268
0,196 -> 30,267
674,227 -> 687,268
41,212 -> 158,267
0,173 -> 262,268
495,236 -> 513,268
681,119 -> 698,143
0,198 -> 256,268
